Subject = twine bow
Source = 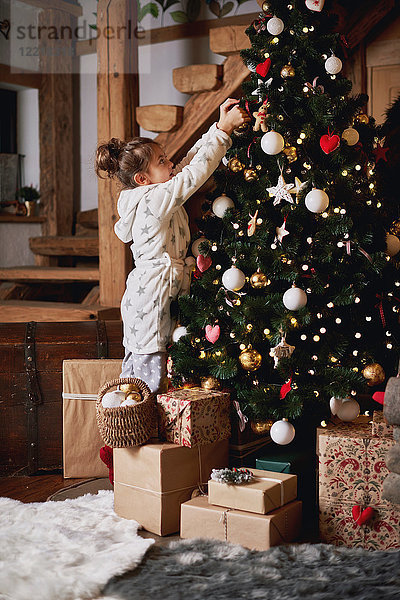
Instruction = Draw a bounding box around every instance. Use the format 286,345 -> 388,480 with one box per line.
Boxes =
305,77 -> 324,94
375,293 -> 386,328
233,400 -> 249,432
345,240 -> 372,263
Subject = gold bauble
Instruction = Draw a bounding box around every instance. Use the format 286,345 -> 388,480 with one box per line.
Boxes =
120,383 -> 141,394
250,419 -> 274,435
239,347 -> 262,371
243,168 -> 258,182
390,219 -> 400,237
283,146 -> 298,163
201,376 -> 221,391
125,391 -> 142,403
356,113 -> 369,124
362,363 -> 386,386
228,157 -> 244,172
250,270 -> 269,289
281,64 -> 295,79
233,123 -> 250,137
262,1 -> 271,13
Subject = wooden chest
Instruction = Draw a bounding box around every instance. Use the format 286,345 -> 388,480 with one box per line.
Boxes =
0,321 -> 124,475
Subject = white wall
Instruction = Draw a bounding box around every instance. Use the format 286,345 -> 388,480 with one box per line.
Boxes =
17,88 -> 40,190
80,53 -> 98,211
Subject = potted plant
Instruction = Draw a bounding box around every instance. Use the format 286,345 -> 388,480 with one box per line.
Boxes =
16,185 -> 40,217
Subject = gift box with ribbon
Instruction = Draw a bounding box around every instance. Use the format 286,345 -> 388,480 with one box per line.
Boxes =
317,418 -> 400,550
180,495 -> 302,551
157,387 -> 231,447
208,467 -> 297,514
113,439 -> 228,536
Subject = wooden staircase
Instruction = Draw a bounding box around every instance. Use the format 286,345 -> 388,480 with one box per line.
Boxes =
0,22 -> 251,322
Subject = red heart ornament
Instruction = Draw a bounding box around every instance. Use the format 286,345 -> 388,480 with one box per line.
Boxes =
256,58 -> 271,79
205,324 -> 220,344
320,133 -> 340,154
352,505 -> 374,526
372,391 -> 385,405
197,255 -> 212,273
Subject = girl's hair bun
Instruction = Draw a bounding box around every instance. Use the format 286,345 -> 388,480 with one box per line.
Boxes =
95,137 -> 125,178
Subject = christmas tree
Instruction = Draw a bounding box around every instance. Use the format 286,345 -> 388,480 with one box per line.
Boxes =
170,0 -> 400,442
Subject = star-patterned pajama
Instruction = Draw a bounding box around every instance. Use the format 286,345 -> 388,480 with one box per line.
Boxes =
114,123 -> 232,393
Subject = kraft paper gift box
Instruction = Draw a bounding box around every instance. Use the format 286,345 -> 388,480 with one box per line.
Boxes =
180,495 -> 302,551
157,387 -> 231,447
113,438 -> 228,536
317,418 -> 399,550
372,410 -> 393,438
63,359 -> 122,478
208,467 -> 297,514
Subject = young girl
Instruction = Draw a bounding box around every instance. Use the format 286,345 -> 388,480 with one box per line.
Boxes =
95,98 -> 250,395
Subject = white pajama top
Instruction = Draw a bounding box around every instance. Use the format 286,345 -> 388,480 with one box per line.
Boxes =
114,123 -> 232,354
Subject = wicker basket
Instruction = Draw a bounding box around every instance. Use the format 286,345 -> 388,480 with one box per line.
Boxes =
96,377 -> 155,447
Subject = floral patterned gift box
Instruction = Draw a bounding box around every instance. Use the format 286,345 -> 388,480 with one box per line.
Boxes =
317,418 -> 399,550
372,410 -> 394,438
157,387 -> 231,447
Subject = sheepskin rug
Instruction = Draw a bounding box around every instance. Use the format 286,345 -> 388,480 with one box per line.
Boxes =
102,538 -> 400,600
0,490 -> 153,600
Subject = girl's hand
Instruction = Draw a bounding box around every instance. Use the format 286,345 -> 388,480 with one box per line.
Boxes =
217,98 -> 251,136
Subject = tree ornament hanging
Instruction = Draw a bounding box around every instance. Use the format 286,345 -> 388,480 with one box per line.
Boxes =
201,376 -> 221,391
386,233 -> 400,257
243,168 -> 258,181
196,254 -> 212,272
267,174 -> 294,206
172,325 -> 188,342
212,193 -> 234,218
283,145 -> 297,162
275,218 -> 290,243
233,123 -> 251,137
205,324 -> 220,344
305,188 -> 329,213
325,54 -> 342,75
267,16 -> 284,36
228,157 -> 244,172
305,0 -> 325,12
390,219 -> 400,237
336,398 -> 360,422
373,142 -> 389,164
342,127 -> 359,146
253,100 -> 270,132
355,113 -> 369,125
256,57 -> 272,79
261,131 -> 285,155
250,269 -> 269,289
191,237 -> 207,257
239,346 -> 262,371
283,285 -> 307,310
362,363 -> 386,386
262,1 -> 272,14
270,419 -> 295,445
247,210 -> 259,236
269,336 -> 295,368
290,177 -> 307,202
281,64 -> 295,79
222,265 -> 246,291
250,420 -> 274,434
320,132 -> 340,154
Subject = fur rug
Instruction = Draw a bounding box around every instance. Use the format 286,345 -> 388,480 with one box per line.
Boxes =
102,538 -> 400,600
0,490 -> 153,600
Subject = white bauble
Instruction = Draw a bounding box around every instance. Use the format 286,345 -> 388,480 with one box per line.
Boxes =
342,127 -> 360,146
261,131 -> 285,155
386,234 -> 400,257
102,390 -> 125,408
267,16 -> 284,35
305,189 -> 329,214
191,237 -> 207,257
336,398 -> 360,422
222,266 -> 246,291
283,286 -> 307,311
172,326 -> 188,343
270,420 -> 295,445
212,194 -> 235,218
330,396 -> 343,416
325,55 -> 342,75
121,397 -> 138,407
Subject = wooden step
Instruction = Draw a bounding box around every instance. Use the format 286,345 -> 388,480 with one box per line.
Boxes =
209,25 -> 251,56
135,105 -> 184,133
76,208 -> 98,229
156,54 -> 250,161
173,64 -> 223,94
29,236 -> 99,257
0,300 -> 120,322
0,266 -> 99,283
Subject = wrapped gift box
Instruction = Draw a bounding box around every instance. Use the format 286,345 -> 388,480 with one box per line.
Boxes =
317,418 -> 399,549
180,495 -> 302,551
372,410 -> 393,438
208,467 -> 297,514
157,387 -> 231,447
63,359 -> 122,478
256,449 -> 311,474
113,439 -> 228,536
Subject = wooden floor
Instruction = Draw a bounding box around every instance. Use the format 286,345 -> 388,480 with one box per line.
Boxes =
0,473 -> 89,503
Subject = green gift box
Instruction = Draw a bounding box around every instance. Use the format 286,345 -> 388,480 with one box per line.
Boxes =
256,451 -> 309,474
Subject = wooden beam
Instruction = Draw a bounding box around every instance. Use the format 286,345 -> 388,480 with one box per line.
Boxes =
76,208 -> 98,229
97,0 -> 139,307
173,64 -> 223,94
136,105 -> 184,133
0,266 -> 99,282
345,0 -> 395,49
155,54 -> 250,162
18,0 -> 82,17
209,25 -> 251,56
0,63 -> 42,89
29,236 -> 99,256
0,300 -> 118,322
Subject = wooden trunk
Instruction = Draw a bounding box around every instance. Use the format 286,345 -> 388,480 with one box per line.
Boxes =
0,321 -> 124,476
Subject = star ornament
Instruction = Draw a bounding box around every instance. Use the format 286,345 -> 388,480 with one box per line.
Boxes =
290,177 -> 307,202
373,142 -> 389,164
267,175 -> 294,206
269,337 -> 295,368
275,219 -> 289,243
